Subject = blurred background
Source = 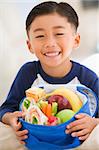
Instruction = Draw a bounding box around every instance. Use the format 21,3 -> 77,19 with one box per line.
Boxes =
0,0 -> 99,105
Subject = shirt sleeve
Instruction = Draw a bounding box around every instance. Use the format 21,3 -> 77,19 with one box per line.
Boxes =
0,62 -> 36,121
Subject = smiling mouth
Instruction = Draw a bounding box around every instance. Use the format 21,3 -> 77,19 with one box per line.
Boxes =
44,51 -> 61,57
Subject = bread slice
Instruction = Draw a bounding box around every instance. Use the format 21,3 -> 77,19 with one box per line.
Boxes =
25,87 -> 46,102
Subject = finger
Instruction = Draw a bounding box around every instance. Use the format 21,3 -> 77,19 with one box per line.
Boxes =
20,141 -> 26,145
71,129 -> 89,137
79,133 -> 90,141
75,113 -> 89,119
12,121 -> 22,131
22,112 -> 26,119
66,124 -> 85,134
16,129 -> 28,137
17,135 -> 28,141
14,111 -> 23,117
66,119 -> 84,129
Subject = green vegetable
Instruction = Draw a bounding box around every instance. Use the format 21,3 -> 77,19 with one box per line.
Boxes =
24,99 -> 30,109
32,117 -> 38,124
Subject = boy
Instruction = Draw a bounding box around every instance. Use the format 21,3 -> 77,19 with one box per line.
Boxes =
0,1 -> 99,150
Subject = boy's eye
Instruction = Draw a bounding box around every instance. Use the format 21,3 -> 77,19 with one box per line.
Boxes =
35,35 -> 44,38
55,33 -> 64,36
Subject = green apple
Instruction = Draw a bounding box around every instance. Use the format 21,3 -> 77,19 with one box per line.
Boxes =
56,109 -> 75,123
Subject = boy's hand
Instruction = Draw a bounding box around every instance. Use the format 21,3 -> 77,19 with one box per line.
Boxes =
65,113 -> 98,141
10,111 -> 28,144
2,111 -> 28,144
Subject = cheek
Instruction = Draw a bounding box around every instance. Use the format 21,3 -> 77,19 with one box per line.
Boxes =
32,40 -> 43,49
60,40 -> 71,50
31,43 -> 42,57
30,41 -> 39,51
60,37 -> 74,56
63,37 -> 74,49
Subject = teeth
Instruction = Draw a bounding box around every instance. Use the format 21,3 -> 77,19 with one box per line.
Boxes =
45,52 -> 60,57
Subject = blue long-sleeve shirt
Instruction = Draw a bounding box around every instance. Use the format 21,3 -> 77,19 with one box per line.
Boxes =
0,60 -> 99,120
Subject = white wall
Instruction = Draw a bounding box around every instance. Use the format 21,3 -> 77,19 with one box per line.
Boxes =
0,0 -> 99,105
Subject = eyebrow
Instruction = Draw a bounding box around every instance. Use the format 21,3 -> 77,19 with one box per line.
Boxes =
53,26 -> 65,29
33,28 -> 44,32
33,26 -> 65,33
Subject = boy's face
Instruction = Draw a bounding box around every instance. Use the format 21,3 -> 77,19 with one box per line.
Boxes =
27,13 -> 80,69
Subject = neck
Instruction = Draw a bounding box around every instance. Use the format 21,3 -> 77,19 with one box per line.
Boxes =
41,60 -> 72,78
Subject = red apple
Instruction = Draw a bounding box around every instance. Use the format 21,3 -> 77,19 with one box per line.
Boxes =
48,95 -> 72,111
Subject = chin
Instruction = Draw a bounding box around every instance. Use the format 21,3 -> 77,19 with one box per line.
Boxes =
45,62 -> 62,69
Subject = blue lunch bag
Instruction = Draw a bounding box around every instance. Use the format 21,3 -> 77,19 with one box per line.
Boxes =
19,85 -> 98,150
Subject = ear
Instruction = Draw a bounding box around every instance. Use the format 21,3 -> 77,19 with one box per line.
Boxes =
26,40 -> 34,54
73,33 -> 80,49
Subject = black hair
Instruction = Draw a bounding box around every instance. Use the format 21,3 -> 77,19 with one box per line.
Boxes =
26,1 -> 79,32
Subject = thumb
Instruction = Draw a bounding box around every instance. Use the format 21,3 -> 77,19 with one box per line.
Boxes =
14,111 -> 23,117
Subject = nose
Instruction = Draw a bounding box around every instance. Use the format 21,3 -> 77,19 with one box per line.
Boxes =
44,35 -> 57,49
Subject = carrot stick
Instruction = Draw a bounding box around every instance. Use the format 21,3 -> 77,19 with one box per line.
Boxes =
41,103 -> 47,115
46,104 -> 52,117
